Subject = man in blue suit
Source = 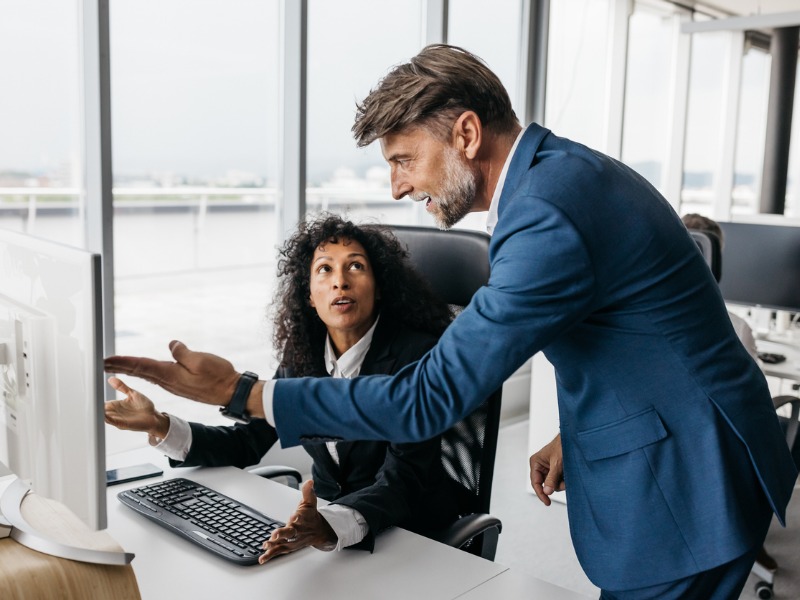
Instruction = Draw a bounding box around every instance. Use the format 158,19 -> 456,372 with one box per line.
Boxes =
106,45 -> 797,598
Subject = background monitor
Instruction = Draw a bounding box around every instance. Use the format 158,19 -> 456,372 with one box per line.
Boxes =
717,221 -> 800,313
0,228 -> 106,530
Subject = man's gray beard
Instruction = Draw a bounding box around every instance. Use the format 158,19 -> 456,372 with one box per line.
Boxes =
431,148 -> 477,230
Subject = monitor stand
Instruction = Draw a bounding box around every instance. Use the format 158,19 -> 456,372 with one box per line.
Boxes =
0,477 -> 134,565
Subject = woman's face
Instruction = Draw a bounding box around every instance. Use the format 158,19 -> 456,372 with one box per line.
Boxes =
309,237 -> 379,349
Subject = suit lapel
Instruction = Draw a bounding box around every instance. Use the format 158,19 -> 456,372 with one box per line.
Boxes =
499,123 -> 550,215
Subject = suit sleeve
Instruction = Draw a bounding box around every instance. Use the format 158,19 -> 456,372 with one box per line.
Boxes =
273,197 -> 596,446
171,419 -> 279,469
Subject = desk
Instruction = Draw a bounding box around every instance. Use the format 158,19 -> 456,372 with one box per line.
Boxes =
757,337 -> 800,383
106,449 -> 507,600
458,568 -> 596,600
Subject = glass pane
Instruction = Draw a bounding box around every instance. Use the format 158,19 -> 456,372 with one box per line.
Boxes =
544,0 -> 610,150
0,0 -> 83,246
732,46 -> 770,216
306,0 -> 423,227
110,0 -> 281,446
448,0 -> 522,232
681,30 -> 727,214
622,2 -> 675,191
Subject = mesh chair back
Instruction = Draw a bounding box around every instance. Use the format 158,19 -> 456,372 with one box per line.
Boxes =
391,225 -> 501,516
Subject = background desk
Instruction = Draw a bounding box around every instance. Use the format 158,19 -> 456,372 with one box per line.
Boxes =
757,337 -> 800,383
107,449 -> 507,600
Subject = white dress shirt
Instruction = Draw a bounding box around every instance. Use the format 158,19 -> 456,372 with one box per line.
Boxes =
153,316 -> 382,551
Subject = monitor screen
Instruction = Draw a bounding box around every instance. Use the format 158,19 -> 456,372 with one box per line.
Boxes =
717,221 -> 800,313
0,228 -> 106,530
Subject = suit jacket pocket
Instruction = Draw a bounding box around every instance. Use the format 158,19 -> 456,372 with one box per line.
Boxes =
577,406 -> 668,461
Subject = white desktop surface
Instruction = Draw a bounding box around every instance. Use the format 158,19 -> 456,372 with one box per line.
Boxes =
106,449 -> 507,600
757,337 -> 800,382
458,568 -> 596,600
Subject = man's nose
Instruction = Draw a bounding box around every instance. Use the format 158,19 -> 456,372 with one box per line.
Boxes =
391,174 -> 411,200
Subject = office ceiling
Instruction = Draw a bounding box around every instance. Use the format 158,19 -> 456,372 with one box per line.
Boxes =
690,1 -> 800,17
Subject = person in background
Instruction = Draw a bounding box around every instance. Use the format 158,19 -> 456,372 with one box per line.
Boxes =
106,45 -> 797,598
105,214 -> 458,563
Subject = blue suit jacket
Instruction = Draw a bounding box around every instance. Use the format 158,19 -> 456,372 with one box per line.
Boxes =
273,124 -> 797,589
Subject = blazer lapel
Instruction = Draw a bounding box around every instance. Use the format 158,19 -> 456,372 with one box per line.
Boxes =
335,318 -> 397,466
499,123 -> 550,215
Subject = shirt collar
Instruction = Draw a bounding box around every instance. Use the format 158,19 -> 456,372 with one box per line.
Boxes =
485,128 -> 526,236
323,314 -> 380,379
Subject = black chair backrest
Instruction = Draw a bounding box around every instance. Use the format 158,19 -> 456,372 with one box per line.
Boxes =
689,229 -> 723,283
390,225 -> 501,517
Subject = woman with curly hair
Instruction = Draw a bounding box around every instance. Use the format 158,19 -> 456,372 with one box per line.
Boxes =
105,214 -> 459,563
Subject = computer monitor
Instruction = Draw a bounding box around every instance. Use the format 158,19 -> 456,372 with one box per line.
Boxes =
0,228 -> 106,531
717,221 -> 800,313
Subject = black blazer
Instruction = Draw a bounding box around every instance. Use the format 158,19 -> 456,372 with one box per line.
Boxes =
172,318 -> 458,550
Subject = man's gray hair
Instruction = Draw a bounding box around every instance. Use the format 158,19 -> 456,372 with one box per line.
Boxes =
352,44 -> 519,147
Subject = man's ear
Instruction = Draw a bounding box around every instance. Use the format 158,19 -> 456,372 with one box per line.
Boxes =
453,111 -> 482,160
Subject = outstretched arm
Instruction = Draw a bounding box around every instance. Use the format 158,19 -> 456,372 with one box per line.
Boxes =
104,341 -> 266,418
529,433 -> 566,506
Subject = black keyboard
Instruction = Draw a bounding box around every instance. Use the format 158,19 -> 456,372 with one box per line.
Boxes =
117,477 -> 284,565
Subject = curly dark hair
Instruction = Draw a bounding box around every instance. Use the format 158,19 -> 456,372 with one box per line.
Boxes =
272,214 -> 453,376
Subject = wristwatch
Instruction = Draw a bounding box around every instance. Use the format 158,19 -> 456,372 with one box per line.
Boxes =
219,371 -> 259,424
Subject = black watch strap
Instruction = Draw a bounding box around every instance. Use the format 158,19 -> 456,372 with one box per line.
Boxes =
220,371 -> 258,424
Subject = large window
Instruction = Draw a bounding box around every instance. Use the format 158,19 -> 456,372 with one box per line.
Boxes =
621,1 -> 677,191
0,0 -> 83,246
306,0 -> 423,227
544,0 -> 610,150
681,29 -> 728,213
109,0 -> 281,450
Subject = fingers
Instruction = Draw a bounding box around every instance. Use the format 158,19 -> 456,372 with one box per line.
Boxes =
300,479 -> 316,507
108,376 -> 131,396
529,454 -> 552,507
259,524 -> 302,564
169,340 -> 189,363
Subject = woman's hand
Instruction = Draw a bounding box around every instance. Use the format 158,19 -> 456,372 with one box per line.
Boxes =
259,480 -> 337,564
105,376 -> 170,440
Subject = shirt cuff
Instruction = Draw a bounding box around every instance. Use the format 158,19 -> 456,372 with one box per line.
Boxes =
316,504 -> 369,551
262,379 -> 277,427
151,414 -> 193,461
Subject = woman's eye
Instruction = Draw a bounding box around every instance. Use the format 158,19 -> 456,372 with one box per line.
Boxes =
349,262 -> 364,271
317,265 -> 331,274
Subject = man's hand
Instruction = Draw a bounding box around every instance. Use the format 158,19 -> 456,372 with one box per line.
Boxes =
529,433 -> 566,506
105,376 -> 170,439
259,480 -> 337,564
104,341 -> 241,408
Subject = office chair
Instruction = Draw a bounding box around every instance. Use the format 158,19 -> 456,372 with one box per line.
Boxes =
688,229 -> 722,282
390,225 -> 503,561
